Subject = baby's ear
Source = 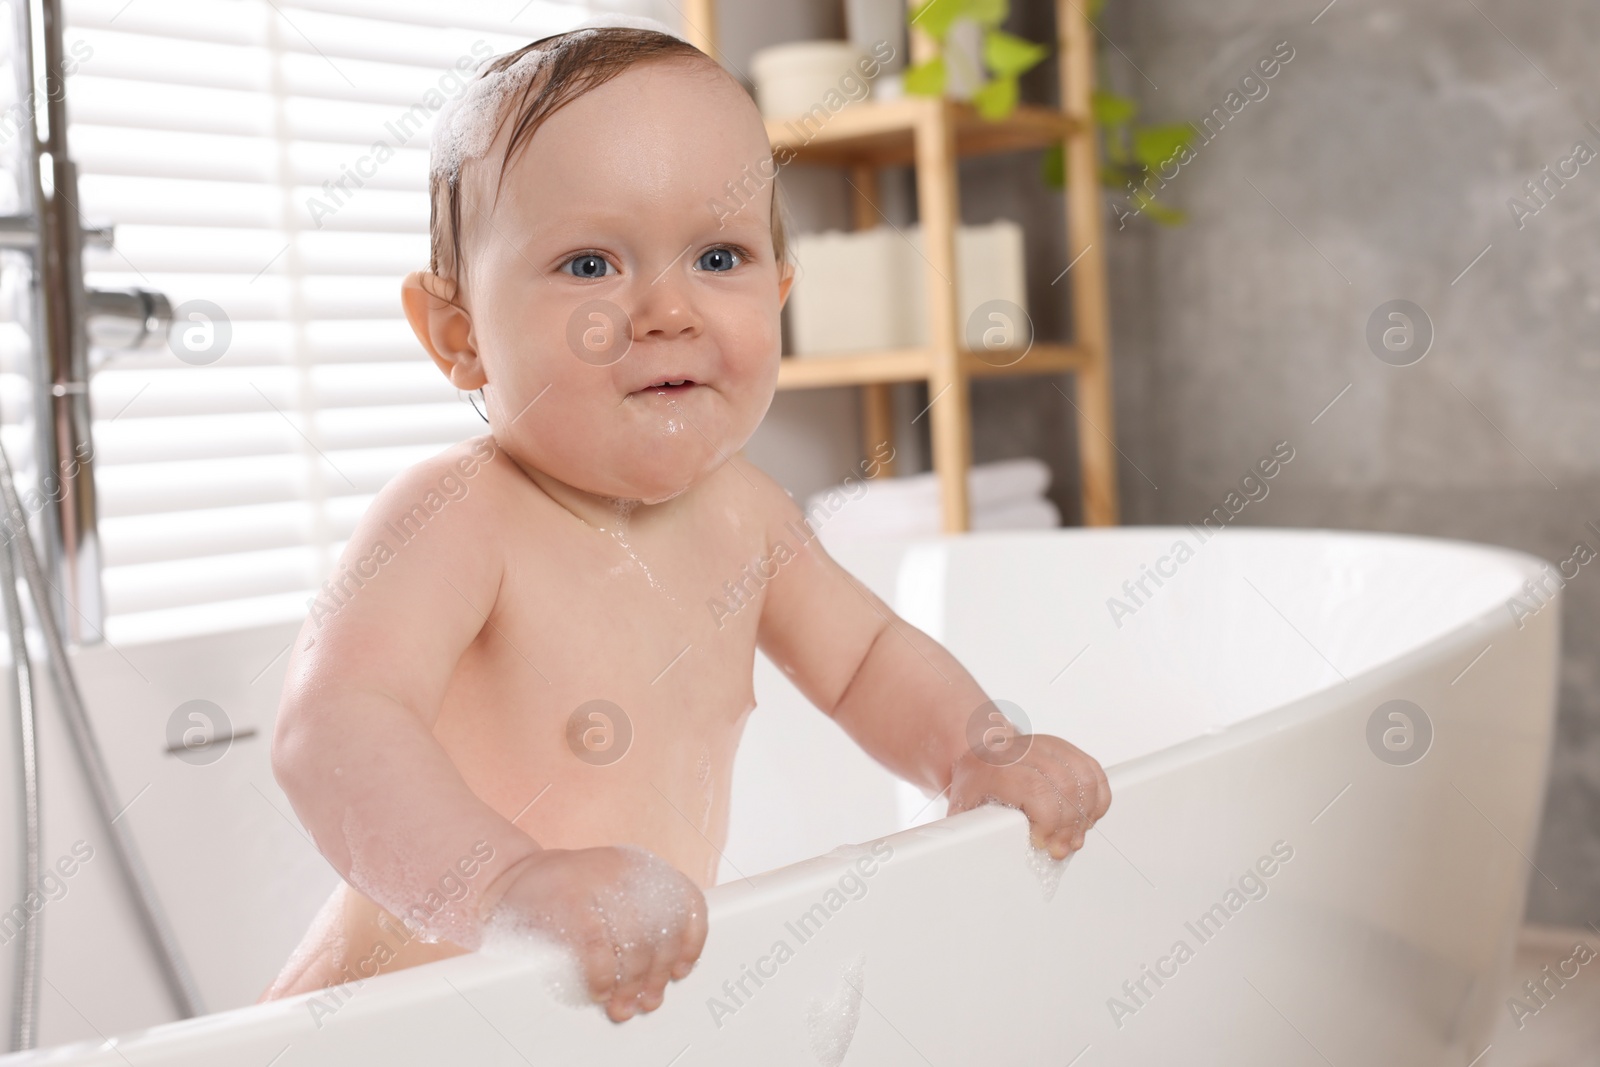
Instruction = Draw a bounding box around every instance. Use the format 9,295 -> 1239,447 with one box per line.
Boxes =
401,271 -> 485,389
776,259 -> 796,310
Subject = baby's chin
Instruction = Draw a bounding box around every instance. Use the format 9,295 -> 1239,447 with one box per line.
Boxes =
613,452 -> 729,506
575,415 -> 761,503
533,444 -> 732,508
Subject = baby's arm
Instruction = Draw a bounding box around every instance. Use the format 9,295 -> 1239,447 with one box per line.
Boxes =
750,462 -> 1110,857
271,443 -> 703,1020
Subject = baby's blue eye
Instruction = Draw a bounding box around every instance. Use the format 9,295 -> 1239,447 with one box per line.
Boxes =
696,247 -> 741,272
566,254 -> 612,279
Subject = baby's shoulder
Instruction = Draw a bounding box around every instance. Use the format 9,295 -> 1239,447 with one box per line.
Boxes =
360,435 -> 512,539
710,453 -> 808,534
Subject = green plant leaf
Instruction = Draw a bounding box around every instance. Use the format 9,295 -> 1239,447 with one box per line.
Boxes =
1123,186 -> 1182,222
1102,127 -> 1130,167
1042,143 -> 1065,186
1137,197 -> 1187,226
1091,88 -> 1137,127
976,0 -> 1192,224
907,0 -> 965,40
983,29 -> 1049,78
972,75 -> 1019,120
903,56 -> 947,97
1132,123 -> 1193,170
968,0 -> 1010,29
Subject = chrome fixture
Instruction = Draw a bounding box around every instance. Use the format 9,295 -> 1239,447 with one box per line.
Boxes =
2,0 -> 174,647
2,0 -> 203,1048
0,439 -> 207,1047
0,478 -> 40,1052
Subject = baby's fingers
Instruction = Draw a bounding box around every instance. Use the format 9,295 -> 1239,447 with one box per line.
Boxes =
1090,759 -> 1112,822
576,931 -> 622,1008
613,887 -> 708,1018
685,899 -> 708,966
606,936 -> 659,1022
635,919 -> 698,1014
1001,764 -> 1075,857
635,919 -> 701,1014
1035,744 -> 1110,830
669,894 -> 708,981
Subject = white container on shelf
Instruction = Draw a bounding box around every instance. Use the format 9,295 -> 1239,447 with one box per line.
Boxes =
872,71 -> 905,102
844,0 -> 905,74
749,41 -> 870,120
787,219 -> 1027,356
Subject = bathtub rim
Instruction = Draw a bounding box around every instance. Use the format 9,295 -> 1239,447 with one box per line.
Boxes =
816,523 -> 1557,790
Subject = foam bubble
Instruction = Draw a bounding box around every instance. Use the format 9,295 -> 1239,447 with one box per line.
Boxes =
341,814 -> 475,947
430,48 -> 551,185
429,14 -> 692,186
807,954 -> 866,1067
479,846 -> 701,1010
479,913 -> 593,1008
568,13 -> 691,40
605,845 -> 698,930
1026,843 -> 1071,902
959,797 -> 1074,901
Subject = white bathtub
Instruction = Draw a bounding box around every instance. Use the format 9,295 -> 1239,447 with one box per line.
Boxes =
0,527 -> 1560,1065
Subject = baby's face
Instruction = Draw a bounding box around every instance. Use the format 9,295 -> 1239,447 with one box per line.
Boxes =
460,58 -> 789,504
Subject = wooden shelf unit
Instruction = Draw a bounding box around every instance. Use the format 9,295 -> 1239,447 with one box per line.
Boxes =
681,0 -> 1120,530
765,98 -> 1081,167
774,343 -> 1091,390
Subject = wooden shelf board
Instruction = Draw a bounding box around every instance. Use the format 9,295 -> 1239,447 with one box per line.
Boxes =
775,348 -> 932,389
963,342 -> 1089,377
775,343 -> 1088,389
767,99 -> 1081,168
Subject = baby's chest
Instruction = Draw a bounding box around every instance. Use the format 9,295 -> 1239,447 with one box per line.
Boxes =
492,523 -> 769,701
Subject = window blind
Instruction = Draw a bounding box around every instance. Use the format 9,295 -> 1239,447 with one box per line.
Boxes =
33,0 -> 598,643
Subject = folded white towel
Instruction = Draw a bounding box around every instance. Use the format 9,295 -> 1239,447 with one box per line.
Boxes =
804,458 -> 1051,521
971,497 -> 1060,532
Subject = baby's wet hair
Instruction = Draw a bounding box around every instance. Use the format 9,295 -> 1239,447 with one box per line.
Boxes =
428,26 -> 790,309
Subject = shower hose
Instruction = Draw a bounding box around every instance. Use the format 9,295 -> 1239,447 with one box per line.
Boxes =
1,439 -> 204,1050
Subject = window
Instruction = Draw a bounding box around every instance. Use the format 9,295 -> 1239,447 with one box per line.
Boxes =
47,0 -> 598,643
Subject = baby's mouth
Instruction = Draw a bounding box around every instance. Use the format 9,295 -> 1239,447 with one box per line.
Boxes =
632,378 -> 700,395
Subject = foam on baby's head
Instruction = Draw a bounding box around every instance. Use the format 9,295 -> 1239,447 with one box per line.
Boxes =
426,17 -> 762,304
428,15 -> 691,188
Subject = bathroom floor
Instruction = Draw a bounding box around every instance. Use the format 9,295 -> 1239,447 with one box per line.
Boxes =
1487,926 -> 1600,1066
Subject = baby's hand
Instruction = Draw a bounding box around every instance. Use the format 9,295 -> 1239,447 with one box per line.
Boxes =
478,845 -> 707,1022
948,733 -> 1111,860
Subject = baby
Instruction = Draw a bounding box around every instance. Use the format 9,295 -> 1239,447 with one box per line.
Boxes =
261,19 -> 1110,1023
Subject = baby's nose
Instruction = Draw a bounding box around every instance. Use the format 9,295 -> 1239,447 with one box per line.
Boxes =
631,277 -> 701,340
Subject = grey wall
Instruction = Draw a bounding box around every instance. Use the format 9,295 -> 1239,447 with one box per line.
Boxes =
1102,0 -> 1600,925
711,0 -> 1597,923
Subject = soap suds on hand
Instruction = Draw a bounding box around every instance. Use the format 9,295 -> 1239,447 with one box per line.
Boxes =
970,796 -> 1074,901
479,915 -> 592,1008
1026,843 -> 1071,902
478,845 -> 699,1010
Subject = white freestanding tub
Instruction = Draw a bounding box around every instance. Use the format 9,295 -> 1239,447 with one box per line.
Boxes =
0,527 -> 1560,1065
